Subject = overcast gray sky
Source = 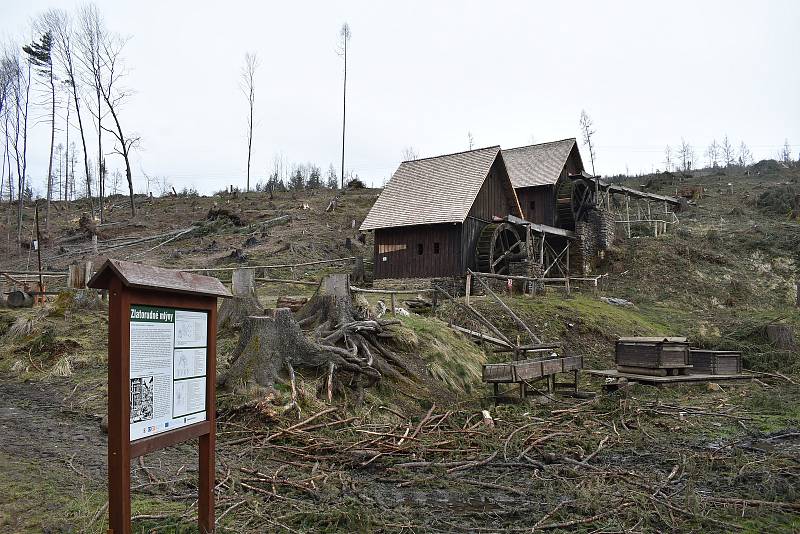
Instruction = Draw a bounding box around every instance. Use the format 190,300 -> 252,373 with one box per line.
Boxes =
4,0 -> 799,194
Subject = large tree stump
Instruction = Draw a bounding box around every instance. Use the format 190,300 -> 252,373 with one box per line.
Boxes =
766,324 -> 796,351
219,274 -> 413,404
68,261 -> 93,289
217,268 -> 263,330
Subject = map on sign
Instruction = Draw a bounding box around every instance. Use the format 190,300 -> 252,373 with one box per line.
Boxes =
129,305 -> 208,441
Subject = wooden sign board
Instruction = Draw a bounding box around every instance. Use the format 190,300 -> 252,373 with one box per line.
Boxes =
89,259 -> 231,534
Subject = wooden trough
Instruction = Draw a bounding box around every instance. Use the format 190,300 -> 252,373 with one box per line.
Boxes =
616,337 -> 691,376
688,350 -> 742,375
483,355 -> 583,402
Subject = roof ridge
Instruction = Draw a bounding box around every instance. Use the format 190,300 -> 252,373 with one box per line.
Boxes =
504,138 -> 576,152
401,145 -> 500,164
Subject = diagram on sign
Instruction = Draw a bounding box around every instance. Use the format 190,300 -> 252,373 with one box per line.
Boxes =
175,310 -> 208,348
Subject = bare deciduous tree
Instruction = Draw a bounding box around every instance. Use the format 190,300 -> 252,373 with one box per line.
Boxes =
663,144 -> 672,172
677,138 -> 694,172
579,109 -> 596,175
46,8 -> 92,216
78,4 -> 109,220
79,6 -> 138,216
241,52 -> 257,192
5,48 -> 31,244
337,22 -> 351,189
721,135 -> 735,167
779,138 -> 792,164
401,146 -> 418,161
738,141 -> 752,167
705,139 -> 720,168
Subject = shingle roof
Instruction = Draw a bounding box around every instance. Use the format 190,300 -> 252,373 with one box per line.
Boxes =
502,138 -> 579,188
360,146 -> 507,231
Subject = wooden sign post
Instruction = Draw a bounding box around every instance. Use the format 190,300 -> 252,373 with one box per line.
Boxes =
89,259 -> 231,533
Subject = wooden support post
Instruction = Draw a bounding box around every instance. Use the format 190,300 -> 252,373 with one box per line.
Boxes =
34,205 -> 44,304
574,369 -> 579,394
625,195 -> 631,238
519,381 -> 526,400
565,243 -> 570,295
390,292 -> 397,316
465,273 -> 472,305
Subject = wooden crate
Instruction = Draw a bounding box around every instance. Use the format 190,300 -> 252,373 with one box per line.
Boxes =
616,337 -> 689,369
482,363 -> 515,383
513,359 -> 543,381
689,350 -> 742,375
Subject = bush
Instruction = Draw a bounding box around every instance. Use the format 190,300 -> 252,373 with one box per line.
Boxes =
346,177 -> 366,189
757,185 -> 798,216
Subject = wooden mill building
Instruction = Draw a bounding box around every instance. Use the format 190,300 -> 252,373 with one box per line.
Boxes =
360,146 -> 523,279
502,138 -> 585,230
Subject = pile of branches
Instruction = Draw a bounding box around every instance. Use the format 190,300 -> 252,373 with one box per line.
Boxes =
123,379 -> 800,532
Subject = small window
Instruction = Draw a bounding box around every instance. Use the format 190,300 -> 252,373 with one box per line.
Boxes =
417,243 -> 424,255
378,244 -> 407,253
529,200 -> 536,211
433,242 -> 440,254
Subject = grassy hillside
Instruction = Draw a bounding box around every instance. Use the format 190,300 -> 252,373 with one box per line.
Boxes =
0,163 -> 798,532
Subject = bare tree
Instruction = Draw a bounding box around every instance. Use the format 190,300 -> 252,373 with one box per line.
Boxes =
337,23 -> 351,189
5,49 -> 31,244
721,135 -> 735,167
738,141 -> 752,167
705,138 -> 720,168
46,8 -> 92,216
77,4 -> 108,220
663,144 -> 672,172
80,7 -> 138,216
0,54 -> 10,215
779,138 -> 792,164
241,52 -> 257,192
401,146 -> 418,161
677,138 -> 694,172
23,30 -> 56,230
579,109 -> 596,175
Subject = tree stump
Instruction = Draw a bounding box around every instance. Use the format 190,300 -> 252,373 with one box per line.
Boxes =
218,273 -> 412,404
217,268 -> 263,330
766,324 -> 796,351
351,256 -> 365,285
68,261 -> 93,289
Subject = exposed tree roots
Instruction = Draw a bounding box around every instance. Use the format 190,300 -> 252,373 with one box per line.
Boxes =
218,274 -> 411,404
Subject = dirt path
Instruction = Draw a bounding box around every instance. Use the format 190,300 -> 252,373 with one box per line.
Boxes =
0,379 -> 107,481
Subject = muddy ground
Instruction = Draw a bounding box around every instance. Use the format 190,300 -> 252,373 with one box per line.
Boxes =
2,372 -> 799,533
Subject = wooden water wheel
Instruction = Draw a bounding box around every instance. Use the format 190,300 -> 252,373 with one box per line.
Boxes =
475,222 -> 525,275
571,178 -> 597,222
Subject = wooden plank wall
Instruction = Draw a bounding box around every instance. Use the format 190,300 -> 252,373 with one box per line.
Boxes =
373,224 -> 462,279
516,186 -> 555,225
